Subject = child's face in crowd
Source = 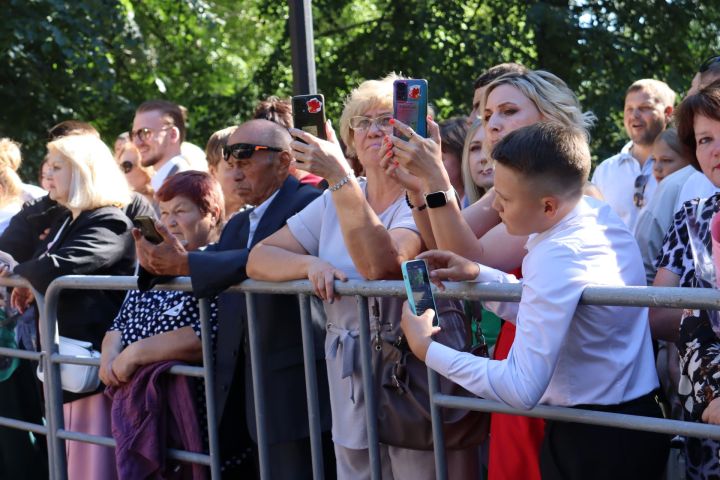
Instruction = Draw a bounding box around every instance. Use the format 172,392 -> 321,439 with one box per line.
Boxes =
652,138 -> 689,182
45,153 -> 72,205
467,127 -> 494,189
694,114 -> 720,188
483,85 -> 543,148
491,163 -> 546,236
118,149 -> 148,192
210,155 -> 245,212
623,89 -> 667,147
159,195 -> 216,251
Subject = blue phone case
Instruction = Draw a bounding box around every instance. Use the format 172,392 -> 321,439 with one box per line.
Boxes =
401,259 -> 439,326
393,79 -> 428,140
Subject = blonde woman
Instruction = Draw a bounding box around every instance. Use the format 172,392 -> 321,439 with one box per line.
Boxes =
2,133 -> 135,480
116,142 -> 154,205
205,126 -> 245,216
0,138 -> 46,203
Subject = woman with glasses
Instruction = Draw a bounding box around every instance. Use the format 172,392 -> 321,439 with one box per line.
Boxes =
116,142 -> 154,206
384,69 -> 597,480
651,80 -> 720,478
248,74 -> 476,478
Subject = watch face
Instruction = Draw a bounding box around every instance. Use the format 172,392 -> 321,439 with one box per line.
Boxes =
425,191 -> 448,208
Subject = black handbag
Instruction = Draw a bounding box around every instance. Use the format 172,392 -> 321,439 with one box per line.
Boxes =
371,298 -> 489,450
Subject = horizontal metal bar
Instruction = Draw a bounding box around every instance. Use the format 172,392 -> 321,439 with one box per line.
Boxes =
57,430 -> 211,465
0,416 -> 48,435
41,275 -> 720,310
48,354 -> 204,377
434,395 -> 720,440
0,346 -> 42,361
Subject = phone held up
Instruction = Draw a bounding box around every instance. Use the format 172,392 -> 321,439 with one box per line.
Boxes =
401,259 -> 440,327
292,94 -> 327,141
133,216 -> 163,245
393,79 -> 428,141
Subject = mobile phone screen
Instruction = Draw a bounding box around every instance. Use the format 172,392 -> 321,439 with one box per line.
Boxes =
403,260 -> 438,326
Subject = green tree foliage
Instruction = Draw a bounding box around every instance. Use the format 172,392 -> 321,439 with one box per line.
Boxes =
2,0 -> 720,180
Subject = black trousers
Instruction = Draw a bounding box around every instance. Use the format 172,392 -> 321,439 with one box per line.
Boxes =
540,391 -> 670,480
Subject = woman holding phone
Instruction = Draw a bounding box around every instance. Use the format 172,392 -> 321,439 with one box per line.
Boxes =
384,69 -> 596,480
248,74 -> 476,478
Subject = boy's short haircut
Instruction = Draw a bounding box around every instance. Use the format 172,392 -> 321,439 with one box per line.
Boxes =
491,122 -> 590,198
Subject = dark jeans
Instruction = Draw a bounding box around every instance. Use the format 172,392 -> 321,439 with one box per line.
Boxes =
540,391 -> 670,480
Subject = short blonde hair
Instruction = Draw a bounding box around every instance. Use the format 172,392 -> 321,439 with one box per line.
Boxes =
340,73 -> 401,157
484,70 -> 596,140
626,79 -> 676,108
47,134 -> 131,210
205,126 -> 238,169
0,138 -> 22,172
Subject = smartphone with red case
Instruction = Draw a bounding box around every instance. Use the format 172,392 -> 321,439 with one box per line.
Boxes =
292,94 -> 327,141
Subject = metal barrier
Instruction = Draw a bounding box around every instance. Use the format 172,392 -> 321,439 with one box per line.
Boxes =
2,275 -> 720,479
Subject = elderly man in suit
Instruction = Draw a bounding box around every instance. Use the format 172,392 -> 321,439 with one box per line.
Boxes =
135,119 -> 332,479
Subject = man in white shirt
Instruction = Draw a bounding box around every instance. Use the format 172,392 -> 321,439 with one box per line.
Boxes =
592,79 -> 675,231
131,100 -> 190,191
401,122 -> 668,479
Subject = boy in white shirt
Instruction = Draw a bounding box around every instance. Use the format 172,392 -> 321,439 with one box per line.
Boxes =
401,122 -> 668,479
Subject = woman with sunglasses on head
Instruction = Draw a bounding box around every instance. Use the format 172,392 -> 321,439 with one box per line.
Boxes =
248,74 -> 478,479
116,142 -> 154,206
384,69 -> 597,480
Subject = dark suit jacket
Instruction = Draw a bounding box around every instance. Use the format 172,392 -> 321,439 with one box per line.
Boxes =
14,206 -> 136,403
188,175 -> 330,446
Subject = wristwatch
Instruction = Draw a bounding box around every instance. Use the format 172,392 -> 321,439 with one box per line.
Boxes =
424,188 -> 455,209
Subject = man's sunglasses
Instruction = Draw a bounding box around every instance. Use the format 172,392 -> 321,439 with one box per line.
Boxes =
129,126 -> 171,142
223,143 -> 283,161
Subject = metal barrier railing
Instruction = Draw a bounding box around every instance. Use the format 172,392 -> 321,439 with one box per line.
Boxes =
2,275 -> 720,480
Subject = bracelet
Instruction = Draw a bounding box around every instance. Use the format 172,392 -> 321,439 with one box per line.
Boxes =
405,191 -> 427,211
329,171 -> 355,192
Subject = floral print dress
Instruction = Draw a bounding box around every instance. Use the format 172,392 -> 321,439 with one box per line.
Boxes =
657,193 -> 720,479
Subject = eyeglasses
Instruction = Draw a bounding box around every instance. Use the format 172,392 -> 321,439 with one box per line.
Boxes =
129,126 -> 172,142
349,114 -> 393,131
699,55 -> 720,73
633,174 -> 649,208
120,161 -> 134,174
223,143 -> 284,161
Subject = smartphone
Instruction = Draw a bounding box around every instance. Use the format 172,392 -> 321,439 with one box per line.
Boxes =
393,79 -> 428,141
292,94 -> 327,141
401,259 -> 439,326
133,216 -> 163,244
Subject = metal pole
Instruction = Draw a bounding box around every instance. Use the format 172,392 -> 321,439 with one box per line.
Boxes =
428,368 -> 448,480
246,293 -> 270,478
298,294 -> 325,479
288,0 -> 317,95
40,286 -> 68,480
356,296 -> 382,479
198,298 -> 222,479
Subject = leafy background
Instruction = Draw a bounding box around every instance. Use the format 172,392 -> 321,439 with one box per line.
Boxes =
2,0 -> 719,181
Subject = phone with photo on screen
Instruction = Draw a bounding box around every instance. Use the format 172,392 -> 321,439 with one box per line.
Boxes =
393,79 -> 428,141
292,94 -> 327,141
401,259 -> 440,327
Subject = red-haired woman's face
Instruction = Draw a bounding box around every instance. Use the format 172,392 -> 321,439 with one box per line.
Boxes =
694,114 -> 720,188
159,195 -> 217,251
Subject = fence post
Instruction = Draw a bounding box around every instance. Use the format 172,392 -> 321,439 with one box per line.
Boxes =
198,298 -> 221,479
39,286 -> 68,480
245,293 -> 270,478
356,295 -> 382,479
298,294 -> 325,479
428,368 -> 448,480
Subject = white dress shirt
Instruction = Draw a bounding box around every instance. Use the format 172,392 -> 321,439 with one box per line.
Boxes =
150,155 -> 190,191
425,196 -> 659,409
246,189 -> 280,248
591,142 -> 656,232
674,170 -> 720,212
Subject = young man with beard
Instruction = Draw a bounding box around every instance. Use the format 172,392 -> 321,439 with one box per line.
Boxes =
131,100 -> 190,192
592,79 -> 675,231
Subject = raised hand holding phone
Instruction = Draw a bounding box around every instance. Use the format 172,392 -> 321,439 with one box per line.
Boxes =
402,259 -> 440,327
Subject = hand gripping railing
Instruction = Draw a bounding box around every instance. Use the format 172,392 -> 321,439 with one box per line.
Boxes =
11,274 -> 720,480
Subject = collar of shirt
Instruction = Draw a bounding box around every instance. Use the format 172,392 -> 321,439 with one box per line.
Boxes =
247,189 -> 281,248
525,197 -> 588,252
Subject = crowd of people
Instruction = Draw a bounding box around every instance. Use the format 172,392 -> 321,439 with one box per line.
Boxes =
1,56 -> 720,480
